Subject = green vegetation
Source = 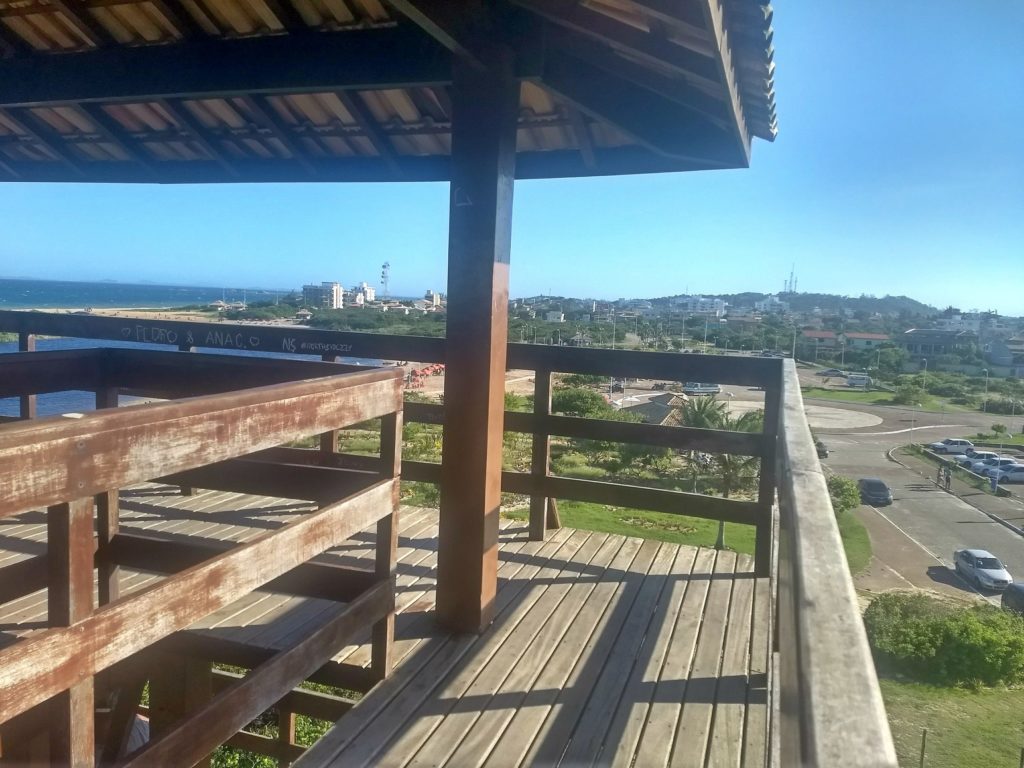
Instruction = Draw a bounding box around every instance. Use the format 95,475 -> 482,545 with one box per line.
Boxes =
827,475 -> 860,515
881,680 -> 1024,767
309,306 -> 446,337
864,592 -> 1024,687
837,511 -> 871,575
504,501 -> 756,554
801,386 -> 970,413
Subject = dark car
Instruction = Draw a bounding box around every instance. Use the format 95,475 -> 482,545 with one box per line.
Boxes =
1002,583 -> 1024,614
858,478 -> 893,506
815,440 -> 829,459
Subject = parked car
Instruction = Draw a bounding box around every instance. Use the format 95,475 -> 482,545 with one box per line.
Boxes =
928,438 -> 974,455
979,459 -> 1021,478
1002,583 -> 1024,614
957,450 -> 998,468
954,548 -> 1013,591
969,456 -> 1013,475
997,466 -> 1024,484
817,368 -> 846,377
816,440 -> 829,459
857,478 -> 893,506
846,373 -> 872,387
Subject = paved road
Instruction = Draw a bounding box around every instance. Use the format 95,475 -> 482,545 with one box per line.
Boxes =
825,431 -> 1024,603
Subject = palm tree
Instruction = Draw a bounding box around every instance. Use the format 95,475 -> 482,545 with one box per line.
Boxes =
679,395 -> 728,429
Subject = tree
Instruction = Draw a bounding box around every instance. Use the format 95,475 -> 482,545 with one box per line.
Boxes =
551,387 -> 609,418
680,396 -> 728,429
992,423 -> 1008,437
827,476 -> 861,516
892,381 -> 925,405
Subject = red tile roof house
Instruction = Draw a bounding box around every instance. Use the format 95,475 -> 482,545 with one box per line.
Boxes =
801,330 -> 838,349
842,332 -> 891,350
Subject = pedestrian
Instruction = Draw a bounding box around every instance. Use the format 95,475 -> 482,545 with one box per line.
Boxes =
990,474 -> 998,494
944,467 -> 952,492
937,464 -> 943,484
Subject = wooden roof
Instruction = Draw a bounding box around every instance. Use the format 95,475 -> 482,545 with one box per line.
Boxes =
0,0 -> 776,183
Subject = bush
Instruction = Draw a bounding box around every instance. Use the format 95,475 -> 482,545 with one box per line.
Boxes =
892,382 -> 925,405
827,475 -> 861,515
864,593 -> 1024,686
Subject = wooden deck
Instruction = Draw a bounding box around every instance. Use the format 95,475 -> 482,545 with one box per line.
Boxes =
0,485 -> 770,767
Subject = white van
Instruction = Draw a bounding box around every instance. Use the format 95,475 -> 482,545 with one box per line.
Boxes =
846,373 -> 872,388
682,382 -> 722,396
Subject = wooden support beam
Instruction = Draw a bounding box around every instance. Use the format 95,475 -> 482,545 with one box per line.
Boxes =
157,98 -> 238,176
372,411 -> 401,679
47,497 -> 96,767
148,652 -> 213,767
336,91 -> 401,177
49,0 -> 113,46
18,331 -> 36,418
0,27 -> 455,108
2,107 -> 87,175
94,386 -> 120,606
529,369 -> 552,540
382,0 -> 487,68
259,0 -> 306,30
0,23 -> 36,58
436,50 -> 519,634
209,668 -> 355,722
242,95 -> 317,176
756,383 -> 781,577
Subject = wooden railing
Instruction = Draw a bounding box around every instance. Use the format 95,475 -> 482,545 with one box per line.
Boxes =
0,310 -> 897,764
0,346 -> 404,765
775,363 -> 897,766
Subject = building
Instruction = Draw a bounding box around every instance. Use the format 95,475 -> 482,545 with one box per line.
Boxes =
303,282 -> 343,310
841,332 -> 890,350
899,329 -> 976,356
425,290 -> 442,307
670,296 -> 728,317
801,330 -> 838,349
754,295 -> 790,314
545,311 -> 565,323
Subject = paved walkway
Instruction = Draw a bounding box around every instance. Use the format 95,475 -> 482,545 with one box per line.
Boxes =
890,450 -> 1024,534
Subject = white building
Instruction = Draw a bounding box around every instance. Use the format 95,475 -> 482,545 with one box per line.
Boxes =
302,281 -> 343,309
545,311 -> 565,323
670,296 -> 727,317
754,295 -> 790,314
425,290 -> 442,307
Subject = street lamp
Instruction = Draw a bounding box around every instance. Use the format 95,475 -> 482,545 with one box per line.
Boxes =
921,358 -> 928,391
982,368 -> 989,412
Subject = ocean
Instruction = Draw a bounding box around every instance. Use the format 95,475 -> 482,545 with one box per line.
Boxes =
0,277 -> 288,310
0,278 -> 382,418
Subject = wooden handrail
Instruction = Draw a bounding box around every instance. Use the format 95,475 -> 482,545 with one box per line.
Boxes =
775,360 -> 896,766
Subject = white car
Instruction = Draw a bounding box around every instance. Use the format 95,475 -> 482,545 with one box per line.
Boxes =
975,458 -> 1019,477
954,549 -> 1013,591
957,450 -> 998,467
929,438 -> 974,455
997,466 -> 1024,484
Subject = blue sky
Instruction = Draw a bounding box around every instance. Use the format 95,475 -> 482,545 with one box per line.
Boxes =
1,2 -> 1022,314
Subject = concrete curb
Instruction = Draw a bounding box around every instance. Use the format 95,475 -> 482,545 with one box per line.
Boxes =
887,446 -> 1024,538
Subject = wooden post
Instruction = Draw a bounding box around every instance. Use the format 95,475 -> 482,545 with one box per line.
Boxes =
177,343 -> 196,495
278,707 -> 297,767
529,369 -> 552,540
371,411 -> 401,679
48,497 -> 96,766
19,331 -> 36,419
96,387 -> 120,605
436,49 -> 519,633
149,653 -> 213,767
756,381 -> 782,577
320,354 -> 341,460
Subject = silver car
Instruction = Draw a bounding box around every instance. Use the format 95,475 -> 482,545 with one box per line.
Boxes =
997,466 -> 1024,484
954,548 -> 1013,591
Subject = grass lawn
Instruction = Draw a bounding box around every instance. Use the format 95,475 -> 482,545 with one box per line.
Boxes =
880,679 -> 1024,766
838,510 -> 871,575
801,387 -> 972,413
505,500 -> 755,555
966,433 -> 1024,446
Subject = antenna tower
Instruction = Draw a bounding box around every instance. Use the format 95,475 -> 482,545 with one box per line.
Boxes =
380,261 -> 390,300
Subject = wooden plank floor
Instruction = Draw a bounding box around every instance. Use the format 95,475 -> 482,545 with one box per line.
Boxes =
0,485 -> 770,767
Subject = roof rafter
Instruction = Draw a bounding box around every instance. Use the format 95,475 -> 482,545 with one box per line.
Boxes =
240,95 -> 317,176
145,0 -> 205,38
47,0 -> 115,46
77,102 -> 158,172
1,107 -> 87,174
542,52 -> 739,167
156,98 -> 238,176
0,22 -> 35,58
696,0 -> 749,164
335,91 -> 401,177
509,0 -> 720,90
259,0 -> 307,31
0,27 -> 456,107
382,0 -> 488,68
566,106 -> 595,169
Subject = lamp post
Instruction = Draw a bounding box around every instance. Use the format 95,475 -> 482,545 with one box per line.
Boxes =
921,358 -> 928,392
982,368 -> 989,412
